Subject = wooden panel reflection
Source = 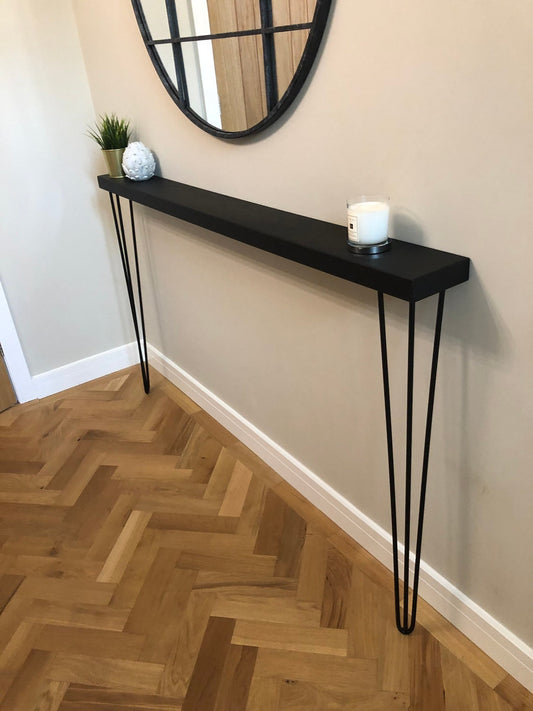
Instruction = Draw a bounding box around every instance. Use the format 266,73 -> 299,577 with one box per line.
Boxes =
207,0 -> 314,132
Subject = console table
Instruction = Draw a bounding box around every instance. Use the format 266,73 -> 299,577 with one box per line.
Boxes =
98,174 -> 470,633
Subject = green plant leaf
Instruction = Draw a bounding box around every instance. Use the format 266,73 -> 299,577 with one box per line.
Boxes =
86,113 -> 131,149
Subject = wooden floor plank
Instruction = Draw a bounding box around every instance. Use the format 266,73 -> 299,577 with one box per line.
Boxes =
211,590 -> 321,627
124,547 -> 180,636
59,694 -> 181,711
55,448 -> 107,507
140,568 -> 197,664
320,545 -> 352,629
0,649 -> 52,711
27,599 -> 129,632
109,526 -> 160,610
176,550 -> 276,578
254,648 -> 377,689
218,462 -> 253,518
96,510 -> 151,584
272,501 -> 306,579
160,590 -> 215,698
233,620 -> 348,656
295,526 -> 328,610
253,490 -> 285,557
7,555 -> 102,581
381,617 -> 410,694
495,674 -> 533,711
0,620 -> 43,674
245,676 -> 280,711
279,681 -> 409,710
34,625 -> 145,661
62,683 -> 183,709
32,679 -> 68,711
17,577 -> 115,606
47,654 -> 164,693
0,574 -> 23,614
181,616 -> 235,711
203,448 -> 237,502
409,626 -> 446,711
86,493 -> 136,562
213,644 -> 257,711
441,642 -> 482,711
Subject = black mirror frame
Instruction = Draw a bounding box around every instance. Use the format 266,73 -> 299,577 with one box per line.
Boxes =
131,0 -> 332,139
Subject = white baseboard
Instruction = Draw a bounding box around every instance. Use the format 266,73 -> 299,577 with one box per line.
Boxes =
0,282 -> 34,403
31,342 -> 138,400
0,280 -> 139,404
148,343 -> 533,692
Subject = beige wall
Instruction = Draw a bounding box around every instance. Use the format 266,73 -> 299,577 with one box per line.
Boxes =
0,0 -> 132,375
74,0 -> 532,647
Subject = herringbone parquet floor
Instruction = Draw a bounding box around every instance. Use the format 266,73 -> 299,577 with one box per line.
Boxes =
0,367 -> 531,710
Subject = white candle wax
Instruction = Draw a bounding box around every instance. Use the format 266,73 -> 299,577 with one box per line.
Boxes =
347,200 -> 390,245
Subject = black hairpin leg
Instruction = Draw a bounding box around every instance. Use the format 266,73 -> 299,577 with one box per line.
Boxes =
109,194 -> 150,394
378,290 -> 445,633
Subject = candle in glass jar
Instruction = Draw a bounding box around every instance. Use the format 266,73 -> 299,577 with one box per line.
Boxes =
347,198 -> 390,245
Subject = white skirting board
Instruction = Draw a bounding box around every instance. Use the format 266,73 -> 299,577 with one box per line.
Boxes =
0,281 -> 34,403
148,343 -> 533,693
30,342 -> 139,400
1,277 -> 139,403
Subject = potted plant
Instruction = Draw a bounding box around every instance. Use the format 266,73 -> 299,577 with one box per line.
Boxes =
87,114 -> 131,178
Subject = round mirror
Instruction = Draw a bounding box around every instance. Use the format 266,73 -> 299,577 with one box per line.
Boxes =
131,0 -> 332,138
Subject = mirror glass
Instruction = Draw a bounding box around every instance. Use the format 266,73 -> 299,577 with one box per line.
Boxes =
132,0 -> 331,138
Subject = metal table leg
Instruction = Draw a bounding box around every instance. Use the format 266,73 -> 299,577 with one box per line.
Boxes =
377,290 -> 445,633
109,194 -> 150,394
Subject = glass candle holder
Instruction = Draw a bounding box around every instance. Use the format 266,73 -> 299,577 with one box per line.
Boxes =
347,196 -> 390,247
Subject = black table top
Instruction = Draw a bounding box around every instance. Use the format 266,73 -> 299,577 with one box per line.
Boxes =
98,175 -> 470,302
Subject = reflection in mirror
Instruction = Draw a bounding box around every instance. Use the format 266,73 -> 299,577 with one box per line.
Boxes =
155,39 -> 221,126
132,0 -> 331,137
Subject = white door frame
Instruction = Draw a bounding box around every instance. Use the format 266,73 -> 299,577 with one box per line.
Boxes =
0,281 -> 34,403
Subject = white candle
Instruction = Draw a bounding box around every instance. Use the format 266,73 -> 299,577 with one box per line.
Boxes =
347,199 -> 390,245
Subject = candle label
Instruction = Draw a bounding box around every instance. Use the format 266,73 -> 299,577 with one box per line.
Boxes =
348,216 -> 359,242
